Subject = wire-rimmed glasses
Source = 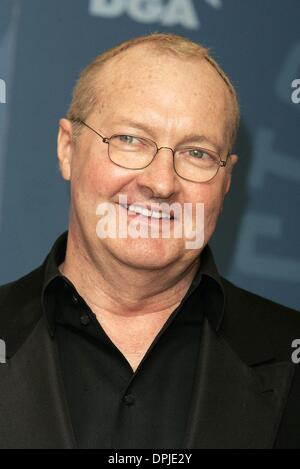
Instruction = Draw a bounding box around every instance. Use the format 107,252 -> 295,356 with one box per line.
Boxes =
71,118 -> 230,183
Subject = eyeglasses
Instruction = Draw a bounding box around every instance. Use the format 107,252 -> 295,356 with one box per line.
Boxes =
72,118 -> 230,183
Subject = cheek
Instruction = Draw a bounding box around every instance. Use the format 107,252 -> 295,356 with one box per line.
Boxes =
71,150 -> 136,205
190,185 -> 225,235
205,195 -> 222,223
190,184 -> 224,212
93,163 -> 138,200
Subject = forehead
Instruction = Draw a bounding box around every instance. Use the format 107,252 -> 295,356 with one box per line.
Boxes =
94,46 -> 232,147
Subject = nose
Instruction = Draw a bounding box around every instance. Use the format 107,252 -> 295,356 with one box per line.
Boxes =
135,146 -> 179,199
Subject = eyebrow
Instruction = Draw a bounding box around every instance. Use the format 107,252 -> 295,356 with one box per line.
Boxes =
111,118 -> 222,153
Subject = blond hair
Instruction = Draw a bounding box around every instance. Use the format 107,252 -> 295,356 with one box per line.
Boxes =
67,32 -> 240,149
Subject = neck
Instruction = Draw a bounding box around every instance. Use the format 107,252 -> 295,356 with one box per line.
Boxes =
59,229 -> 201,319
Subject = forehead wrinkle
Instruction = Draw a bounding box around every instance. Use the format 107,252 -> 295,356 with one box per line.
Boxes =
105,116 -> 222,152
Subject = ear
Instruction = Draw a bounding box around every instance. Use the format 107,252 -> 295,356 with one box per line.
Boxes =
224,153 -> 238,194
57,118 -> 73,181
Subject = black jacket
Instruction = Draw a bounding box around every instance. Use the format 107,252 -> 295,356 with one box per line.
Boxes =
0,244 -> 300,448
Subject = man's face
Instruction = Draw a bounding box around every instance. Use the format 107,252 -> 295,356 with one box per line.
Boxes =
58,46 -> 238,271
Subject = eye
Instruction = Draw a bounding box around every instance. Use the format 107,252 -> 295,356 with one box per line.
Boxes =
114,134 -> 150,151
118,135 -> 136,144
177,147 -> 219,167
188,149 -> 206,158
183,148 -> 214,160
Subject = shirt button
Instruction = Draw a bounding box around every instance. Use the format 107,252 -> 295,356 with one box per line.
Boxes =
72,294 -> 79,305
124,394 -> 135,406
80,314 -> 90,326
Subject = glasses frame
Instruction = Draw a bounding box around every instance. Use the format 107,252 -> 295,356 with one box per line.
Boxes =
71,118 -> 230,183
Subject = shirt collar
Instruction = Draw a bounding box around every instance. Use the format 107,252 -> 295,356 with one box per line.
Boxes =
42,231 -> 225,336
42,231 -> 69,336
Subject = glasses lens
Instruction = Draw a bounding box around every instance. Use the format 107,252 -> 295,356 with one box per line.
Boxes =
174,148 -> 220,182
108,135 -> 155,169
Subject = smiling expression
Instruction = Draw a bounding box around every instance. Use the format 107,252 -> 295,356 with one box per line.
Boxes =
57,45 -> 238,271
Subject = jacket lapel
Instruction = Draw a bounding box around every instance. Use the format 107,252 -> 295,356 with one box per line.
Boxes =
0,315 -> 76,449
183,317 -> 295,449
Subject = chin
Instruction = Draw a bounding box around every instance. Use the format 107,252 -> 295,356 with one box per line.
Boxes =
108,237 -> 184,269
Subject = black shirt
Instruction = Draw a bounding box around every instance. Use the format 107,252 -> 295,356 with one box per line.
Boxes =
42,231 -> 225,449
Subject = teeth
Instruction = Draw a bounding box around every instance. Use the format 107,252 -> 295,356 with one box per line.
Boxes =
151,210 -> 164,219
126,204 -> 171,219
128,205 -> 151,217
151,210 -> 170,219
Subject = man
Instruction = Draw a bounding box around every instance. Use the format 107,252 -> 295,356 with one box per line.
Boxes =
0,32 -> 299,449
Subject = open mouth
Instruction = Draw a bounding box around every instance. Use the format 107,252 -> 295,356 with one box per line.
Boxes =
118,203 -> 175,221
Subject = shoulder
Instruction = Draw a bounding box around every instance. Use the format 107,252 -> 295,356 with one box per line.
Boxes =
221,276 -> 300,323
221,277 -> 300,360
0,262 -> 46,358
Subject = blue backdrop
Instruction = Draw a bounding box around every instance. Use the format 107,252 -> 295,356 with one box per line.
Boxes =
0,0 -> 299,310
